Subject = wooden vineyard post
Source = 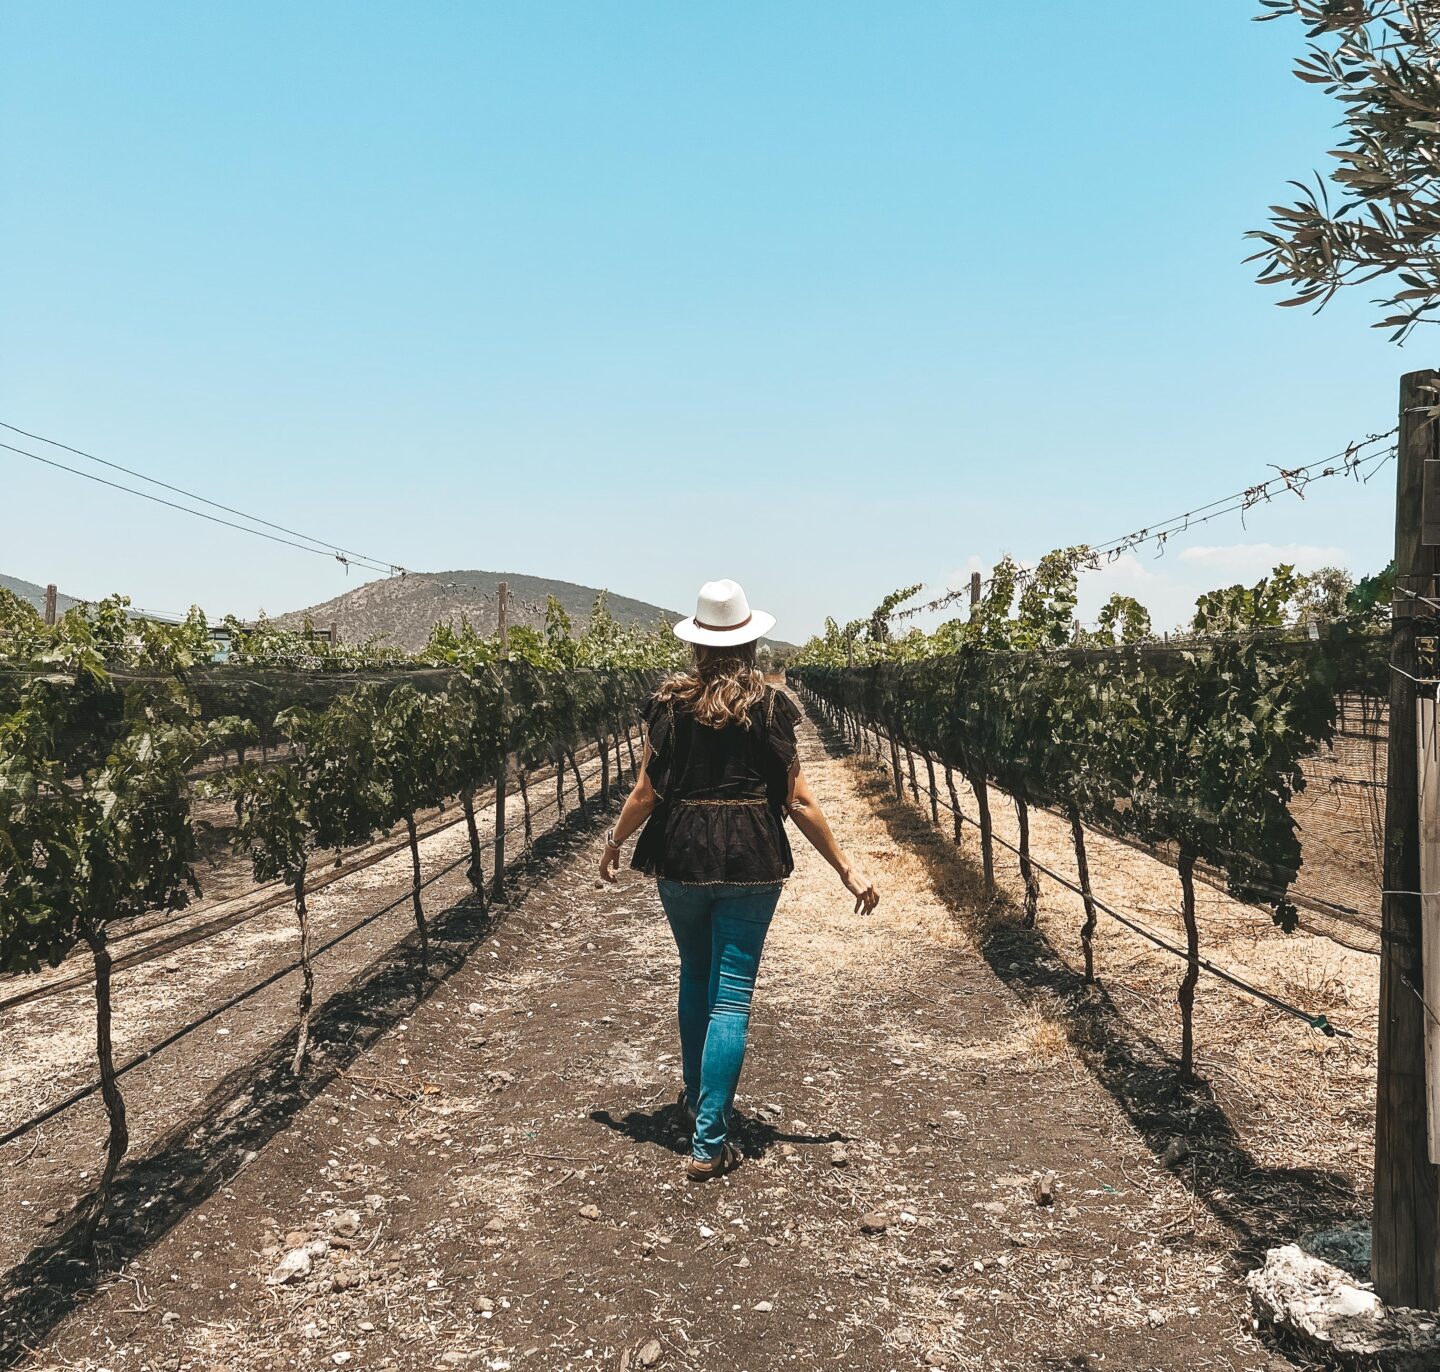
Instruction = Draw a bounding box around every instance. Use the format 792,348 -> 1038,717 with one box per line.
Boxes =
1375,368 -> 1440,1308
43,582 -> 57,626
923,752 -> 939,825
1418,691 -> 1440,1163
970,572 -> 981,610
492,581 -> 509,904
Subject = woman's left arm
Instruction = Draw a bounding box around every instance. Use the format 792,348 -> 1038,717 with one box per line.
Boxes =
599,741 -> 657,883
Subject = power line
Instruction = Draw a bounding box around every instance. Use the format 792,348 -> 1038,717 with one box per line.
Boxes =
0,422 -> 409,578
889,431 -> 1398,623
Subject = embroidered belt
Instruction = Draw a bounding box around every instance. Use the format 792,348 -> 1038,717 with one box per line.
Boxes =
677,797 -> 768,807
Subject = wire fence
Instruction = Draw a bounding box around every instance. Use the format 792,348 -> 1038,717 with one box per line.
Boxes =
0,731 -> 629,1151
1111,691 -> 1389,955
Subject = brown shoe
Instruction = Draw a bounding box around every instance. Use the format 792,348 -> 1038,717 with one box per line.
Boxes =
686,1142 -> 742,1183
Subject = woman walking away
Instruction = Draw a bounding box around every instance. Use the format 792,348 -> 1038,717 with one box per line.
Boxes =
599,579 -> 879,1181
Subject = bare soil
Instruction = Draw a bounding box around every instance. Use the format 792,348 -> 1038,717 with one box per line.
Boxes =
0,698 -> 1373,1371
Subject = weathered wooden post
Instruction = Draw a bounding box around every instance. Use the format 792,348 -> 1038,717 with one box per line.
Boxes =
43,583 -> 57,626
1375,368 -> 1440,1307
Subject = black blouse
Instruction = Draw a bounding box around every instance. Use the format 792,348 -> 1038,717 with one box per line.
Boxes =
630,686 -> 801,886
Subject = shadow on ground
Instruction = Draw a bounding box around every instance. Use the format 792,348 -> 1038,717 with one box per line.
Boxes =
0,801 -> 616,1369
806,707 -> 1364,1271
590,1100 -> 847,1159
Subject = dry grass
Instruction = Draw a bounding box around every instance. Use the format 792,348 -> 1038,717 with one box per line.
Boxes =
832,725 -> 1379,1215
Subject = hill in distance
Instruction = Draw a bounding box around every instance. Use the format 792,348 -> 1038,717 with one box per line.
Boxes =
1,572 -> 81,616
274,569 -> 795,655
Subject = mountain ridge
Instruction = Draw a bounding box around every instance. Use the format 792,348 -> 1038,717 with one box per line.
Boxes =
273,569 -> 795,654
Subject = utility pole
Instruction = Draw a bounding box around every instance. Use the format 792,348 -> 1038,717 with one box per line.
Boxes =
1375,368 -> 1440,1308
491,582 -> 510,903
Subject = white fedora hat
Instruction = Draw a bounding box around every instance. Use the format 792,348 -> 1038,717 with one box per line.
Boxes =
673,578 -> 776,646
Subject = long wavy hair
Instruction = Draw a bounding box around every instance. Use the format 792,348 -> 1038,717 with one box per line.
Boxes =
655,641 -> 767,729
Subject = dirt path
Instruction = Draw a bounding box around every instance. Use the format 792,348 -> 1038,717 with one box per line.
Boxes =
11,701 -> 1299,1372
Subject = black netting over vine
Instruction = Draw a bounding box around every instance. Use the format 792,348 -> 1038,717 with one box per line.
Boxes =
0,662 -> 664,780
792,630 -> 1390,945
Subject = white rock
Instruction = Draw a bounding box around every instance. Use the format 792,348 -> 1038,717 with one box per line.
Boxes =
266,1248 -> 313,1286
753,1300 -> 773,1313
1247,1243 -> 1440,1366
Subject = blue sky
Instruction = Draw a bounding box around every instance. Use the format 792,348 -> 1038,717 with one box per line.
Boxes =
0,2 -> 1419,638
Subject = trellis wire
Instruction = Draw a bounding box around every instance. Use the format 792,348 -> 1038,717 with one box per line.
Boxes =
889,432 -> 1397,623
0,728 -> 635,1152
802,688 -> 1356,1040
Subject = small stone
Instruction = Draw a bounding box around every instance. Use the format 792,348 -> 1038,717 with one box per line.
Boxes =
472,1296 -> 494,1314
830,1144 -> 849,1168
636,1338 -> 663,1367
1163,1137 -> 1191,1168
1147,1309 -> 1167,1328
1031,1171 -> 1056,1206
753,1300 -> 774,1313
160,1312 -> 179,1327
924,1351 -> 950,1367
364,1194 -> 385,1212
893,1327 -> 915,1346
284,1229 -> 312,1248
267,1248 -> 313,1286
331,1210 -> 362,1238
359,1322 -> 376,1332
332,1355 -> 352,1367
484,1216 -> 506,1233
578,1204 -> 600,1221
859,1212 -> 889,1235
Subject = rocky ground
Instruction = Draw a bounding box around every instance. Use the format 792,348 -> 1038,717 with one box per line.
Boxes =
0,699 -> 1374,1371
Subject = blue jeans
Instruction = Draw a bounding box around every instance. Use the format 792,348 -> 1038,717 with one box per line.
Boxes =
657,879 -> 782,1161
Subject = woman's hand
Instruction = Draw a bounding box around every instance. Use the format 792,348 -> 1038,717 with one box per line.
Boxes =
598,840 -> 622,885
842,867 -> 880,915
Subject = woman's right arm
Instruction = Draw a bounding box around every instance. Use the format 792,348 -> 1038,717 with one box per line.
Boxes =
598,741 -> 657,884
786,762 -> 879,914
